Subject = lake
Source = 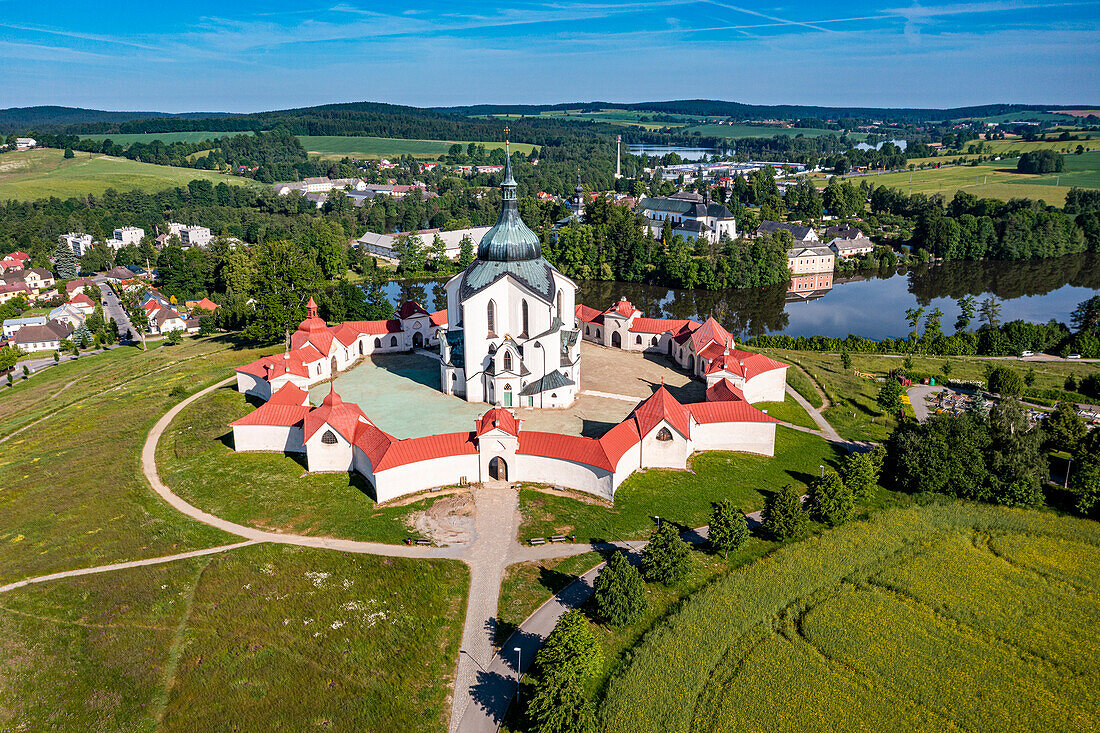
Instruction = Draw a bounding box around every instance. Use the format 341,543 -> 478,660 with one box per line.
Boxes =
625,144 -> 723,161
382,254 -> 1100,342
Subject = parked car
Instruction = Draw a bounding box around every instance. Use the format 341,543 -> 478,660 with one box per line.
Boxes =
1067,353 -> 1082,359
1020,350 -> 1035,357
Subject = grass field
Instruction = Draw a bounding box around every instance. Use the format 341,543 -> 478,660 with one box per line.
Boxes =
753,392 -> 817,429
683,123 -> 867,140
298,135 -> 537,160
82,131 -> 255,144
0,148 -> 260,200
0,543 -> 468,732
158,386 -> 435,543
599,503 -> 1100,733
517,427 -> 844,543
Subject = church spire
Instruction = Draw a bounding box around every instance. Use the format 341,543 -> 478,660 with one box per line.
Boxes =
474,126 -> 541,263
501,128 -> 516,201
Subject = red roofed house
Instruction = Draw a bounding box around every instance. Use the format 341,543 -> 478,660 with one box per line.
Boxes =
65,278 -> 95,297
68,292 -> 95,316
230,383 -> 312,452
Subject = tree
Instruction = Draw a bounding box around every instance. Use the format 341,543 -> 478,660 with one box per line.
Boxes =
979,296 -> 1002,329
165,329 -> 182,345
53,238 -> 78,279
762,484 -> 807,540
198,315 -> 215,336
458,234 -> 474,267
1017,149 -> 1064,174
640,522 -> 691,584
1071,296 -> 1100,335
593,552 -> 647,626
941,360 -> 953,379
986,398 -> 1046,506
525,674 -> 596,733
428,234 -> 448,271
393,233 -> 426,274
904,306 -> 925,339
21,364 -> 29,379
1024,367 -> 1036,387
243,239 -> 322,344
63,147 -> 75,159
839,451 -> 879,500
1043,401 -> 1087,454
987,366 -> 1024,396
708,499 -> 749,557
806,470 -> 854,525
0,346 -> 19,371
955,295 -> 976,332
531,610 -> 602,686
876,378 -> 904,415
1071,432 -> 1100,516
840,350 -> 852,370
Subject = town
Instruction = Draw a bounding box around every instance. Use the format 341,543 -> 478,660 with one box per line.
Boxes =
1,4 -> 1099,733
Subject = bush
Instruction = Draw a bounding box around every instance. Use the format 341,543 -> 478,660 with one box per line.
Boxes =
641,522 -> 692,585
987,366 -> 1023,396
531,610 -> 602,685
839,451 -> 879,500
806,471 -> 854,526
708,499 -> 750,557
594,552 -> 647,627
165,329 -> 182,345
762,484 -> 807,540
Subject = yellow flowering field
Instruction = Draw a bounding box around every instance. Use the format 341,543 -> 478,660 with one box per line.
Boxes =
599,504 -> 1100,732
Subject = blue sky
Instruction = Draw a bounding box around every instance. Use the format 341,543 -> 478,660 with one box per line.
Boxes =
1,1 -> 1098,111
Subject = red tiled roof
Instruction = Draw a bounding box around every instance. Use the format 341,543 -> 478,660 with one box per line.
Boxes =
688,401 -> 780,425
236,350 -> 315,379
476,408 -> 520,437
69,293 -> 93,307
331,323 -> 362,347
229,400 -> 310,427
396,300 -> 430,319
430,310 -> 448,326
690,316 -> 731,352
8,252 -> 30,261
65,278 -> 93,292
672,321 -> 702,344
304,388 -> 370,442
518,431 -> 615,471
344,319 -> 403,336
698,342 -> 726,361
268,382 -> 310,406
0,283 -> 29,295
597,419 -> 641,466
186,297 -> 219,312
706,379 -> 746,402
705,350 -> 787,379
632,386 -> 691,439
603,298 -> 639,319
630,317 -> 694,335
574,304 -> 605,325
358,426 -> 478,472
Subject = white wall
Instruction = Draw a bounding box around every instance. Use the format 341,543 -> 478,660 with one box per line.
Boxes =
693,421 -> 776,456
305,427 -> 355,472
236,372 -> 269,399
368,453 -> 481,503
514,454 -> 614,501
638,422 -> 692,469
233,425 -> 304,453
743,367 -> 788,403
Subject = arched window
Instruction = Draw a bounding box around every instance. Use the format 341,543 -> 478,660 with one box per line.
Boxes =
652,336 -> 658,346
374,338 -> 381,348
503,351 -> 512,371
521,299 -> 529,337
635,335 -> 642,345
390,335 -> 398,347
487,299 -> 496,337
585,325 -> 590,336
656,427 -> 673,442
321,429 -> 338,445
556,290 -> 563,320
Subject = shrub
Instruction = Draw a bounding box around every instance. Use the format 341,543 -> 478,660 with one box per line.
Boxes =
708,499 -> 749,557
531,610 -> 602,685
876,378 -> 904,415
641,522 -> 692,584
987,366 -> 1023,396
594,552 -> 647,627
165,329 -> 183,345
839,451 -> 879,500
807,471 -> 854,526
762,484 -> 807,540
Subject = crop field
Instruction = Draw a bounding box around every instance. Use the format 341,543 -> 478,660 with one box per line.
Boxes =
906,137 -> 1096,167
158,386 -> 436,543
517,427 -> 844,542
0,543 -> 468,732
683,123 -> 867,140
599,503 -> 1100,733
82,131 -> 255,144
0,148 -> 260,200
298,135 -> 536,160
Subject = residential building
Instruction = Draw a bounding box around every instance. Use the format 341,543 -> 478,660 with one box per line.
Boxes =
65,278 -> 95,297
2,315 -> 47,339
12,320 -> 73,352
5,268 -> 54,294
827,236 -> 875,258
356,226 -> 492,262
60,232 -> 94,257
108,226 -> 145,249
638,192 -> 737,242
15,138 -> 36,150
48,304 -> 86,327
68,293 -> 96,316
787,245 -> 836,274
756,221 -> 819,242
0,283 -> 30,303
179,226 -> 212,249
273,177 -> 366,195
105,266 -> 135,283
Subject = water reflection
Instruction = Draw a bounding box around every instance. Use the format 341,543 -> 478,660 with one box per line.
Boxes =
381,253 -> 1099,341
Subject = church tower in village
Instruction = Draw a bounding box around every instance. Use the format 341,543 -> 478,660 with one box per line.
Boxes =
438,141 -> 581,408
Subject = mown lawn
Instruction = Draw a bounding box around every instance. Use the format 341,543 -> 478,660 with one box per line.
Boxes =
497,552 -> 603,644
516,427 -> 845,543
0,543 -> 468,732
598,503 -> 1100,733
0,148 -> 261,200
753,392 -> 816,429
158,386 -> 437,543
0,336 -> 271,585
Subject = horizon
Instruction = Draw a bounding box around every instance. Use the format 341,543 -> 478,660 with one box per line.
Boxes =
2,1 -> 1098,112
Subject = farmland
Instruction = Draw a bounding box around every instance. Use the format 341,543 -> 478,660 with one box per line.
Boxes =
298,135 -> 537,160
599,503 -> 1100,733
683,122 -> 867,140
0,148 -> 260,200
82,131 -> 255,144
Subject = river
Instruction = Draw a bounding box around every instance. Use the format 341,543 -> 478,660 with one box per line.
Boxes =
382,253 -> 1100,341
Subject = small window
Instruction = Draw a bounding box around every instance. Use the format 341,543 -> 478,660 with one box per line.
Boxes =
374,338 -> 380,348
585,325 -> 590,335
390,335 -> 397,347
651,336 -> 658,346
503,351 -> 512,371
635,335 -> 642,345
656,427 -> 673,442
321,430 -> 338,445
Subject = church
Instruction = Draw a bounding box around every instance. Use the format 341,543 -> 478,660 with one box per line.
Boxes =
437,146 -> 581,408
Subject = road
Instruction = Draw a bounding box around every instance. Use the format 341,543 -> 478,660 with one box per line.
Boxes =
93,275 -> 134,339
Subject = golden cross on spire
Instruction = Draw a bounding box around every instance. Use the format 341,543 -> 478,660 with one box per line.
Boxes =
503,125 -> 510,145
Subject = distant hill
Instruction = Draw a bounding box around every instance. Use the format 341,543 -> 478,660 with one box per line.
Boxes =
0,106 -> 231,133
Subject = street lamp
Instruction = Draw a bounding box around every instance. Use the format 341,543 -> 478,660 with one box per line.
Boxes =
819,465 -> 824,478
653,515 -> 661,530
514,646 -> 523,704
532,341 -> 547,408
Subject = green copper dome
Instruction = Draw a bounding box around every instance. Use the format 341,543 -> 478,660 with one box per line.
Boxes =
476,149 -> 542,262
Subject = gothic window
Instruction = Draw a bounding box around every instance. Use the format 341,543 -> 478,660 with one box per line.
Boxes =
556,290 -> 563,320
487,300 -> 497,337
635,335 -> 642,345
321,430 -> 338,445
652,336 -> 658,346
374,338 -> 381,348
656,427 -> 673,442
585,325 -> 590,336
390,335 -> 398,347
503,351 -> 512,371
521,299 -> 529,337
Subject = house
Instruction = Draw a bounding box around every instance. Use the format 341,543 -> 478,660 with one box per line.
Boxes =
7,251 -> 30,264
60,233 -> 95,257
113,227 -> 145,246
4,268 -> 54,296
12,320 -> 73,352
185,298 -> 219,313
0,257 -> 22,273
179,226 -> 212,249
787,245 -> 836,274
2,316 -> 47,339
356,226 -> 492,261
68,292 -> 96,316
0,282 -> 30,303
48,304 -> 86,327
827,236 -> 875,258
66,278 -> 96,297
15,138 -> 36,150
106,266 -> 135,283
273,177 -> 366,195
638,192 -> 737,242
151,308 -> 187,334
755,221 -> 819,242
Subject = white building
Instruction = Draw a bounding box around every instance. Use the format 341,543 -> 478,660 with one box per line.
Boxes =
165,223 -> 212,248
639,193 -> 737,243
11,320 -> 72,352
357,226 -> 492,262
15,138 -> 36,150
113,227 -> 145,246
2,315 -> 47,339
60,233 -> 94,257
756,221 -> 819,242
437,152 -> 581,408
787,245 -> 836,274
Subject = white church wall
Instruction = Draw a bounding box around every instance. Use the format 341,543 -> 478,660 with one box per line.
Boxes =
743,367 -> 788,403
305,428 -> 355,472
236,372 -> 269,399
514,454 -> 614,501
371,454 -> 480,503
232,425 -> 304,453
638,422 -> 692,469
692,421 -> 776,456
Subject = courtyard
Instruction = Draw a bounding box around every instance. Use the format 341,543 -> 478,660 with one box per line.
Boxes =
307,340 -> 706,438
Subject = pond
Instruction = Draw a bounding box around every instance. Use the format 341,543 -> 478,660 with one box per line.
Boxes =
381,253 -> 1100,342
625,144 -> 725,161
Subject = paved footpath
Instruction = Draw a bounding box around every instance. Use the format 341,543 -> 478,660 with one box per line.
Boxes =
786,383 -> 843,443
